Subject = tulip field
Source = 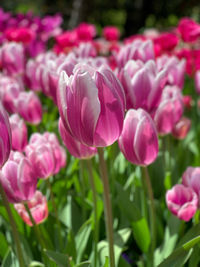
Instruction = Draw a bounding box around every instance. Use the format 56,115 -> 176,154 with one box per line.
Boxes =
1,8 -> 200,267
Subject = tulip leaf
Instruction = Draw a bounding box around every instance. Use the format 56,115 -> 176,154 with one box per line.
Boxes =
116,183 -> 150,252
0,232 -> 8,259
157,235 -> 200,267
75,261 -> 91,267
2,248 -> 18,267
44,249 -> 71,267
29,261 -> 45,267
103,257 -> 109,267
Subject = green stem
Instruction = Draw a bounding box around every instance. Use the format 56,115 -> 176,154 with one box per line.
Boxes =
46,178 -> 62,249
79,160 -> 87,221
142,167 -> 156,265
0,183 -> 25,267
98,148 -> 115,267
86,159 -> 99,267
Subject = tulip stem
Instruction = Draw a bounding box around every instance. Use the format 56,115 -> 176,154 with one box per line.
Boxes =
142,167 -> 156,265
0,183 -> 25,267
98,148 -> 115,267
46,178 -> 62,249
86,159 -> 99,267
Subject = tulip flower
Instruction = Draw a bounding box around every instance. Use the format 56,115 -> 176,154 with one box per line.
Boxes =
195,70 -> 200,95
182,167 -> 200,201
119,59 -> 166,112
14,191 -> 48,226
9,114 -> 28,152
57,64 -> 125,147
118,108 -> 159,166
166,184 -> 198,221
16,91 -> 42,125
172,117 -> 191,140
0,151 -> 37,203
59,118 -> 97,159
0,102 -> 11,167
178,18 -> 200,43
103,26 -> 120,41
76,23 -> 96,41
154,85 -> 183,135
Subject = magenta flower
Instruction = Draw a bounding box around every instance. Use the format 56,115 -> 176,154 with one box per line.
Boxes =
59,118 -> 97,159
178,18 -> 200,43
16,91 -> 42,125
118,109 -> 159,166
195,71 -> 200,95
166,184 -> 198,221
76,23 -> 96,41
103,26 -> 120,41
154,85 -> 183,135
14,191 -> 48,226
172,117 -> 191,140
0,151 -> 37,203
9,114 -> 28,152
57,64 -> 125,147
119,59 -> 166,112
0,102 -> 11,167
182,167 -> 200,201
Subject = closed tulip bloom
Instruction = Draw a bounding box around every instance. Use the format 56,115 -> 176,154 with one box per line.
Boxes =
119,59 -> 166,112
166,184 -> 198,221
57,64 -> 125,147
154,86 -> 183,135
0,151 -> 37,203
75,42 -> 97,58
0,102 -> 11,167
14,191 -> 48,226
103,26 -> 120,41
117,39 -> 155,69
118,109 -> 159,166
59,118 -> 97,159
172,117 -> 191,140
16,91 -> 42,125
9,114 -> 27,152
182,167 -> 200,201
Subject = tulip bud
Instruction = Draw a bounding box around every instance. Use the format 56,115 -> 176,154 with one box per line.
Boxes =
0,102 -> 11,167
182,167 -> 200,201
118,109 -> 159,166
57,64 -> 125,147
9,114 -> 28,152
59,118 -> 97,159
0,151 -> 37,203
14,191 -> 48,226
172,117 -> 191,139
166,184 -> 198,221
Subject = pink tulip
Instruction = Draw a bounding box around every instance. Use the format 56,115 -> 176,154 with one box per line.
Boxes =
183,95 -> 193,110
16,91 -> 42,124
166,184 -> 198,221
0,151 -> 37,203
57,64 -> 125,147
119,59 -> 166,112
14,191 -> 48,226
117,40 -> 155,69
0,42 -> 25,76
182,167 -> 200,201
9,114 -> 28,152
178,18 -> 200,43
0,102 -> 11,167
76,23 -> 96,41
195,71 -> 200,95
103,26 -> 120,41
156,55 -> 186,89
154,85 -> 183,135
5,27 -> 35,44
118,109 -> 159,166
59,118 -> 97,159
172,117 -> 191,140
153,32 -> 179,53
74,42 -> 97,58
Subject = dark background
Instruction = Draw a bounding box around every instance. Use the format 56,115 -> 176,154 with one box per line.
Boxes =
1,0 -> 200,37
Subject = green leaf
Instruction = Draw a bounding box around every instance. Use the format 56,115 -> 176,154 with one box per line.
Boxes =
44,250 -> 71,267
116,183 -> 150,252
157,236 -> 200,267
28,261 -> 45,267
65,230 -> 77,262
75,261 -> 91,267
75,219 -> 92,263
0,232 -> 8,259
2,248 -> 19,267
103,257 -> 109,267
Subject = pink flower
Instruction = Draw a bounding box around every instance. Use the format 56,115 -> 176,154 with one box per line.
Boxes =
117,40 -> 155,69
103,26 -> 120,41
178,18 -> 200,43
154,86 -> 183,135
5,27 -> 35,44
166,184 -> 198,221
119,59 -> 166,112
0,151 -> 37,203
16,91 -> 42,125
183,95 -> 193,110
76,23 -> 96,41
153,32 -> 179,54
195,70 -> 200,95
182,167 -> 200,201
59,118 -> 97,159
14,191 -> 48,226
118,109 -> 159,166
9,114 -> 28,152
57,64 -> 125,147
0,102 -> 11,167
172,117 -> 191,140
74,42 -> 97,58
